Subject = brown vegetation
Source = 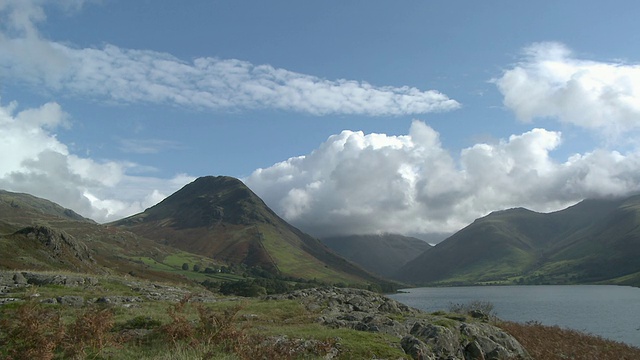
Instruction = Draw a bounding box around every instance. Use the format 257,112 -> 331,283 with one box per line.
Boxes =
500,320 -> 640,360
0,294 -> 336,359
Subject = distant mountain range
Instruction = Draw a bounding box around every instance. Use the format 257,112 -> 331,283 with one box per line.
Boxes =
111,176 -> 384,285
3,177 -> 640,289
396,196 -> 640,287
0,189 -> 218,282
321,234 -> 432,279
0,178 -> 389,288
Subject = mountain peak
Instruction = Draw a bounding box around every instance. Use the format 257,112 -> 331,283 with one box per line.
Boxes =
120,176 -> 272,229
111,175 -> 385,284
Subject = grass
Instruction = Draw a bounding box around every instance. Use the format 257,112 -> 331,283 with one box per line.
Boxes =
0,274 -> 402,359
129,255 -> 246,283
258,225 -> 361,285
3,272 -> 640,359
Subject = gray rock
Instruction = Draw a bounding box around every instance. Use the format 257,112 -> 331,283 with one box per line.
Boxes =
0,297 -> 22,305
57,295 -> 85,307
410,321 -> 461,359
96,296 -> 143,305
13,272 -> 27,285
465,341 -> 486,360
266,287 -> 531,360
401,335 -> 433,360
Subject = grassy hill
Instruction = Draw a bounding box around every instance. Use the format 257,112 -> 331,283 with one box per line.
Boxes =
0,190 -> 246,283
111,176 -> 387,286
396,196 -> 640,287
321,234 -> 432,279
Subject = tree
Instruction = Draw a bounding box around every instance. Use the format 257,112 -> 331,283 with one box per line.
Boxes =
181,263 -> 189,271
193,264 -> 201,272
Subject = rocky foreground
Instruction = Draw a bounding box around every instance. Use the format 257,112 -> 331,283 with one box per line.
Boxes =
267,287 -> 530,360
1,271 -> 530,359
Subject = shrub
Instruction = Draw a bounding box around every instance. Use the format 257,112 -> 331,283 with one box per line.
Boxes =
447,300 -> 497,321
62,306 -> 117,358
219,280 -> 267,297
160,295 -> 195,346
154,295 -> 337,359
0,299 -> 65,360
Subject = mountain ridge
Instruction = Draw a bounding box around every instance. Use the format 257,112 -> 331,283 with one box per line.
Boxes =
111,176 -> 387,285
396,195 -> 640,287
320,234 -> 432,279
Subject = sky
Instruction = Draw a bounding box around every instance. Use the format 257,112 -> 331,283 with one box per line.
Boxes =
2,0 -> 640,241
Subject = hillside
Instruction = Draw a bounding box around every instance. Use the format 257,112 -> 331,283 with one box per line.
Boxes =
111,176 -> 386,286
396,196 -> 640,287
0,190 -> 236,283
321,234 -> 432,279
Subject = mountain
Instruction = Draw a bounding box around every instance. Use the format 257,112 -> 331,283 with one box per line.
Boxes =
112,176 -> 385,285
396,196 -> 640,287
0,190 -> 227,282
321,234 -> 432,279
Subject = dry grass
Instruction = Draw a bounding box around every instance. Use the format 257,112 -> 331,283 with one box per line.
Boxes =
0,295 -> 337,360
500,321 -> 640,360
0,298 -> 64,360
159,295 -> 336,360
62,306 -> 117,359
0,299 -> 118,359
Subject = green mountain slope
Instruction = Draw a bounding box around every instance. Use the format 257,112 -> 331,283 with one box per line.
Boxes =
0,190 -> 227,283
396,196 -> 640,287
321,234 -> 432,279
112,176 -> 385,285
540,196 -> 640,284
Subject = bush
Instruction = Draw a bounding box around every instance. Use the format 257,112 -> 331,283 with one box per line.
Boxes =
156,297 -> 336,359
0,299 -> 65,360
62,306 -> 116,358
219,281 -> 267,297
0,300 -> 118,359
447,300 -> 497,321
160,295 -> 196,346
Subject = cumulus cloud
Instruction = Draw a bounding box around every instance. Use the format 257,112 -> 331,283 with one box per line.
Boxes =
495,42 -> 640,137
0,99 -> 193,222
244,121 -> 640,238
0,1 -> 459,116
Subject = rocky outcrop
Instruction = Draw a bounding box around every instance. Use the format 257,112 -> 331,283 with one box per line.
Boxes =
0,271 -> 218,305
0,271 -> 98,291
267,287 -> 531,360
14,226 -> 95,263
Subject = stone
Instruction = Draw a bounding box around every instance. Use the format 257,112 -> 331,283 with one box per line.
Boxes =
401,335 -> 432,360
465,340 -> 486,360
13,272 -> 27,285
57,295 -> 85,307
265,287 -> 531,360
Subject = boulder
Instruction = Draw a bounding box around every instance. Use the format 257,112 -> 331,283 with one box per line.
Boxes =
56,295 -> 85,307
266,287 -> 531,360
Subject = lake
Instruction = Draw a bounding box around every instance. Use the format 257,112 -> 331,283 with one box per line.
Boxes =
387,285 -> 640,348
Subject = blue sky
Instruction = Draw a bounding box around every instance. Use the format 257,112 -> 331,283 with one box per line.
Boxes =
2,1 -> 640,241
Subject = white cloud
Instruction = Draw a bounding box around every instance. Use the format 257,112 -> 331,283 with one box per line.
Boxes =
244,121 -> 640,238
0,99 -> 193,222
118,138 -> 183,155
495,42 -> 640,137
0,1 -> 460,116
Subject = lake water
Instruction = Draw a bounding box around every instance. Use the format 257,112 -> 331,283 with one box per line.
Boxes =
388,285 -> 640,348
